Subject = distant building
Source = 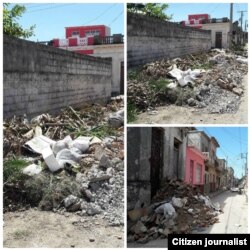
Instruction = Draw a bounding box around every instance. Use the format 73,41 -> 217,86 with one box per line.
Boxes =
52,25 -> 124,95
181,14 -> 246,49
187,130 -> 220,194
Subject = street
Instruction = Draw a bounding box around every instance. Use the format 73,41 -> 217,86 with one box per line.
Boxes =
196,190 -> 248,234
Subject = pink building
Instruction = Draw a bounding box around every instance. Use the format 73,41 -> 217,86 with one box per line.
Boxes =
185,146 -> 206,192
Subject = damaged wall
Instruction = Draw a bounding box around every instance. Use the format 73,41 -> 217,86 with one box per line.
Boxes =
127,127 -> 188,210
127,127 -> 151,210
127,13 -> 212,68
163,128 -> 187,181
3,35 -> 112,118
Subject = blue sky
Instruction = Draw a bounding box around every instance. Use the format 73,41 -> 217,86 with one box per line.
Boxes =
197,127 -> 248,179
166,3 -> 248,30
12,3 -> 124,41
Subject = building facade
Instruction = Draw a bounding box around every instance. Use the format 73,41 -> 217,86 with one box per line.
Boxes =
52,25 -> 124,95
185,146 -> 206,192
127,127 -> 190,210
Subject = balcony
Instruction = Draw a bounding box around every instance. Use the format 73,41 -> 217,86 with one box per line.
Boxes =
202,152 -> 209,160
93,34 -> 124,45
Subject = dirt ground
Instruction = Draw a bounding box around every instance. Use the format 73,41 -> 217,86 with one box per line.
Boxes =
133,74 -> 248,124
3,208 -> 124,248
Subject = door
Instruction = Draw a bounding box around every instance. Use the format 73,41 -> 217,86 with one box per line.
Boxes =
120,61 -> 124,94
151,128 -> 164,198
215,32 -> 222,48
190,160 -> 194,184
174,138 -> 181,179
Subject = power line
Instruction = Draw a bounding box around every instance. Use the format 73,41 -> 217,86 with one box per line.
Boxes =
109,10 -> 123,26
83,4 -> 118,25
25,4 -> 54,10
210,3 -> 221,15
26,4 -> 76,13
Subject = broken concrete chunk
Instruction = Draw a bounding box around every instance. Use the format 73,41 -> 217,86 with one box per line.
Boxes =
22,164 -> 42,176
87,204 -> 102,216
42,147 -> 62,172
99,154 -> 113,169
90,136 -> 102,145
64,195 -> 79,208
232,87 -> 243,96
134,221 -> 147,234
172,197 -> 184,208
108,109 -> 124,128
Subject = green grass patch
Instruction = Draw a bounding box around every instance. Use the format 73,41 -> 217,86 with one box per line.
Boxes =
191,62 -> 212,70
13,229 -> 31,239
148,79 -> 170,92
127,100 -> 138,123
3,157 -> 29,183
72,124 -> 116,139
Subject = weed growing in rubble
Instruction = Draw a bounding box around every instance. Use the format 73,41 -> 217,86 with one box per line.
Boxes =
127,101 -> 138,123
191,62 -> 212,70
89,125 -> 116,138
3,157 -> 29,183
73,124 -> 116,139
13,229 -> 31,239
148,79 -> 170,92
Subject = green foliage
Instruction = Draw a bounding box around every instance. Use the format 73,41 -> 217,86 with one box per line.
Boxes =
127,3 -> 172,21
148,79 -> 170,92
3,3 -> 35,38
127,100 -> 138,123
3,157 -> 29,183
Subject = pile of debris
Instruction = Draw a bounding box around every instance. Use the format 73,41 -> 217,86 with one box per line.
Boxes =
128,49 -> 248,114
3,99 -> 124,226
127,180 -> 221,244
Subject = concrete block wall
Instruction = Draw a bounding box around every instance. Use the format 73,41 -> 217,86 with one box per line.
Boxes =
3,35 -> 112,118
127,13 -> 212,68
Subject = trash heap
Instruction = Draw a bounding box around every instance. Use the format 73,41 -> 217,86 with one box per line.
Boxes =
3,99 -> 124,226
128,49 -> 248,114
127,180 -> 221,244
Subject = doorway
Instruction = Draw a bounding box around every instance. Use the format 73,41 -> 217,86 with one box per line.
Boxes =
151,128 -> 164,198
215,32 -> 222,48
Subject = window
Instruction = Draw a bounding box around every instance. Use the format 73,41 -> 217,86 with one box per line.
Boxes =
195,164 -> 202,184
71,31 -> 80,37
85,30 -> 100,37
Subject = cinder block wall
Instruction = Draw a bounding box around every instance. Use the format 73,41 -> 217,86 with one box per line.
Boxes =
3,35 -> 112,118
127,13 -> 212,68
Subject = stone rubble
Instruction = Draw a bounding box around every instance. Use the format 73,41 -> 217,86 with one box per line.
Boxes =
127,179 -> 221,244
3,100 -> 124,227
128,48 -> 248,115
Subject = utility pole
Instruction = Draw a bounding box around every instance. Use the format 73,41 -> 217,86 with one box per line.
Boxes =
237,10 -> 247,44
229,3 -> 233,48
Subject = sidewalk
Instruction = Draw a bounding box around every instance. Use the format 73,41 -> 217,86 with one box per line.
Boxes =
208,189 -> 226,199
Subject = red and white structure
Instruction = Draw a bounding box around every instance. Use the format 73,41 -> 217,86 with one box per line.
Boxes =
53,25 -> 111,54
181,14 -> 210,29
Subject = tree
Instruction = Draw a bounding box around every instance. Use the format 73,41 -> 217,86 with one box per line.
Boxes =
127,3 -> 172,21
3,3 -> 35,38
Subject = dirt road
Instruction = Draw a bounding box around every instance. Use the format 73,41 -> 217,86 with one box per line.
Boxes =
3,208 -> 124,248
134,74 -> 248,124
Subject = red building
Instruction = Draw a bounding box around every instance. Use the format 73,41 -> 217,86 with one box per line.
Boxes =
185,146 -> 206,193
181,14 -> 211,29
53,25 -> 112,53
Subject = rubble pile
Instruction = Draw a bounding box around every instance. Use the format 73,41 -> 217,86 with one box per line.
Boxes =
127,180 -> 221,244
3,99 -> 124,226
128,49 -> 248,114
